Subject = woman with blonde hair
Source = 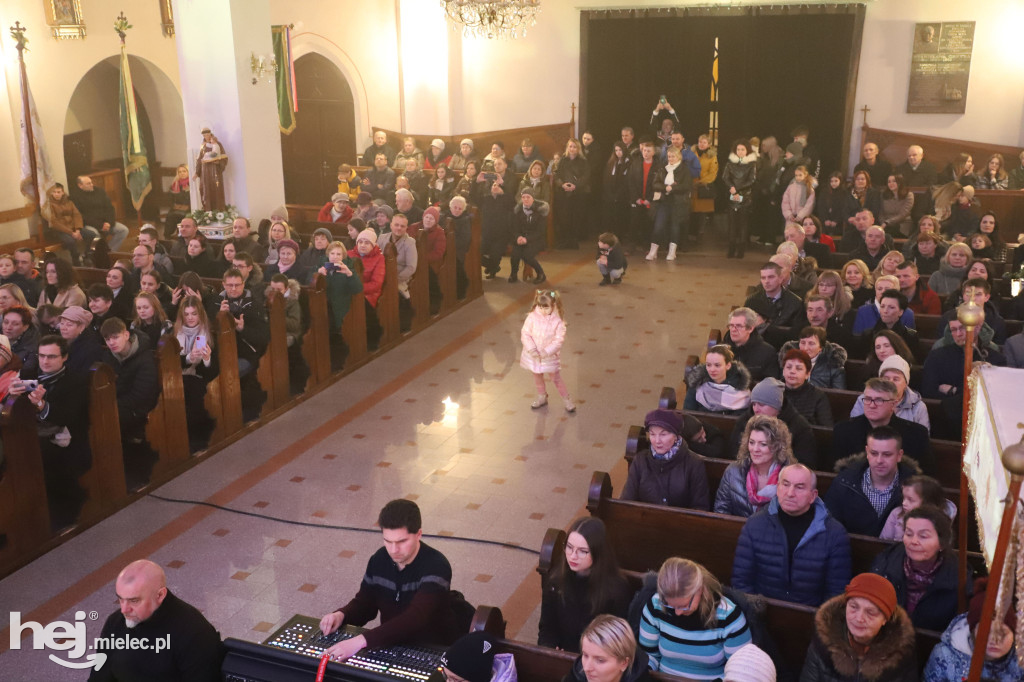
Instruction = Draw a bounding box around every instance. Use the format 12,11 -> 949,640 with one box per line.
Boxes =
841,259 -> 874,308
638,558 -> 751,680
872,250 -> 905,279
0,283 -> 32,316
555,137 -> 590,248
563,615 -> 652,682
927,242 -> 972,296
714,415 -> 794,517
809,270 -> 853,321
173,295 -> 217,451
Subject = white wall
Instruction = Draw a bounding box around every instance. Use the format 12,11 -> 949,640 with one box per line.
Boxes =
852,0 -> 1024,162
0,0 -> 180,240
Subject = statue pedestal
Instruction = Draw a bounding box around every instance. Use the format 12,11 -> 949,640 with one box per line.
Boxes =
200,223 -> 231,240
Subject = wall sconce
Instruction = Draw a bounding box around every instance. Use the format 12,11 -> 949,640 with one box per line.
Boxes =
250,52 -> 277,85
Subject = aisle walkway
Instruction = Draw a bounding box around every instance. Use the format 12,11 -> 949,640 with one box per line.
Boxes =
0,243 -> 761,680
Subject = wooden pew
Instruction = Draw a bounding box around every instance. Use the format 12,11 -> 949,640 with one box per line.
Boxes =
437,222 -> 458,315
410,233 -> 431,332
587,469 -> 983,588
915,313 -> 1023,341
537,529 -> 942,674
78,362 -> 128,522
466,209 -> 483,299
336,263 -> 369,370
146,336 -> 190,480
0,394 -> 52,574
208,311 -> 243,439
378,243 -> 401,347
302,273 -> 335,384
659,386 -> 961,489
257,288 -> 291,415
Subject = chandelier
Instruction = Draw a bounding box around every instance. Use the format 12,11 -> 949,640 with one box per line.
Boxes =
440,0 -> 541,40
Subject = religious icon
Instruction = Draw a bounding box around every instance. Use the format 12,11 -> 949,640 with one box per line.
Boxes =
45,0 -> 86,39
194,127 -> 229,212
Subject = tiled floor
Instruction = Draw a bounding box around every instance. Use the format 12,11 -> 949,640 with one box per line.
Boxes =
0,238 -> 763,680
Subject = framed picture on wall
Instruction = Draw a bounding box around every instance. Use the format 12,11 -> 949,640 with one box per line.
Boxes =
45,0 -> 86,40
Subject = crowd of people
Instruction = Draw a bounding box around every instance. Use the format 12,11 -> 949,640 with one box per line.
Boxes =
4,120 -> 1024,682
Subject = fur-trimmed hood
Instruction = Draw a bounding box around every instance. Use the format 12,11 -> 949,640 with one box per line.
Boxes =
832,451 -> 922,476
684,360 -> 752,392
728,152 -> 758,165
813,594 -> 916,681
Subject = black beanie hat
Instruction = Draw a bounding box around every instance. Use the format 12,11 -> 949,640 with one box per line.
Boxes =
441,631 -> 496,682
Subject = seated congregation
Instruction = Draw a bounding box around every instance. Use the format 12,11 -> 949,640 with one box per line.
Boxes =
3,121 -> 1024,682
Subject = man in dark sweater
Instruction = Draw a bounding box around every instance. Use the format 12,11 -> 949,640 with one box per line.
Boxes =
829,378 -> 933,474
72,174 -> 130,252
724,307 -> 779,382
319,499 -> 460,661
894,145 -> 939,187
89,559 -> 223,682
744,262 -> 804,331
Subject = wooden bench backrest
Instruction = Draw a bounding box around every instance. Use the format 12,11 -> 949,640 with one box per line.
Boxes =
0,395 -> 52,573
378,242 -> 401,347
146,335 -> 190,479
79,362 -> 128,522
410,233 -> 430,333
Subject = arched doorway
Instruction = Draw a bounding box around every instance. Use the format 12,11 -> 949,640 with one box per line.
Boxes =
281,52 -> 357,205
64,55 -> 186,221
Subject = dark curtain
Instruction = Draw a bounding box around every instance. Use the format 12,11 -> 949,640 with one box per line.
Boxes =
583,9 -> 858,178
583,15 -> 713,167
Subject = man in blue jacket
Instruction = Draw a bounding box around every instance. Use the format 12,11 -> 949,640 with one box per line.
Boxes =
732,464 -> 852,607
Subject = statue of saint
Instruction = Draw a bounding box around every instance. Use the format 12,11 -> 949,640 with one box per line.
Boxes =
194,127 -> 228,211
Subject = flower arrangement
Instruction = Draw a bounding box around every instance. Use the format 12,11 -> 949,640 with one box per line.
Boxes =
187,205 -> 240,226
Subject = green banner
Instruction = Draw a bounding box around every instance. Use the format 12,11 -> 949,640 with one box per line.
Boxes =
119,46 -> 152,211
273,25 -> 296,135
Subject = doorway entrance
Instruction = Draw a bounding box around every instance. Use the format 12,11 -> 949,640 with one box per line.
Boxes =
280,52 -> 357,206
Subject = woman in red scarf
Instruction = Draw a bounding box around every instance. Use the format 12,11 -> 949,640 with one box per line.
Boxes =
713,415 -> 795,517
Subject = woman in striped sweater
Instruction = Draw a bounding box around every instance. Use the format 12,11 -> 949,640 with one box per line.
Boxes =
638,558 -> 751,680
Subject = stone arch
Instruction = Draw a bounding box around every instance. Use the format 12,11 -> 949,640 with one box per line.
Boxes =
288,33 -> 371,149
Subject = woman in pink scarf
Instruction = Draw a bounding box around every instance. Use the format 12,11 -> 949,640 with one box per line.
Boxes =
713,415 -> 794,517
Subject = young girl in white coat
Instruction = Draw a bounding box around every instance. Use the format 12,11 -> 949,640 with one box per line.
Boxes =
521,289 -> 575,412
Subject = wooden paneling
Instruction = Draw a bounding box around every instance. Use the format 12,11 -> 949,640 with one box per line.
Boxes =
864,125 -> 1024,181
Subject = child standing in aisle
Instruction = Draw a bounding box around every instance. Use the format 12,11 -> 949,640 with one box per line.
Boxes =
521,289 -> 575,412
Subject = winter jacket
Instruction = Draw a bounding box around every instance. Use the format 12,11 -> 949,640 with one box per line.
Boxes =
652,160 -> 693,201
620,442 -> 710,510
713,460 -> 768,518
922,335 -> 1006,400
427,176 -> 456,208
683,362 -> 752,416
732,498 -> 852,607
317,201 -> 353,225
511,199 -> 549,257
627,156 -> 664,206
337,169 -> 362,202
823,453 -> 922,537
743,288 -> 805,329
377,232 -> 418,286
923,613 -> 1023,682
357,245 -> 386,307
849,387 -> 930,431
562,649 -> 653,682
39,284 -> 87,310
723,153 -> 758,212
263,262 -> 311,287
935,302 -> 1007,346
511,149 -> 545,174
603,156 -> 632,205
829,415 -> 934,475
799,594 -> 917,682
692,145 -> 719,186
101,332 -> 161,430
779,340 -> 847,389
440,210 -> 472,259
297,245 -> 329,273
1004,331 -> 1024,368
393,147 -> 424,171
520,309 -> 566,374
880,498 -> 957,542
71,186 -> 117,230
729,403 -> 820,470
216,289 -> 269,365
538,569 -> 632,652
851,301 -> 916,336
814,187 -> 855,233
409,224 -> 446,272
781,181 -> 816,223
906,282 -> 942,316
879,193 -> 914,236
324,257 -> 364,333
556,155 -> 590,194
783,381 -> 833,427
725,333 -> 779,384
42,195 -> 83,235
854,158 -> 894,189
870,543 -> 963,632
363,166 -> 397,203
361,143 -> 396,167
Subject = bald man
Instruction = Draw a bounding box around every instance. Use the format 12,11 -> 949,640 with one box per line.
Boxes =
89,560 -> 223,682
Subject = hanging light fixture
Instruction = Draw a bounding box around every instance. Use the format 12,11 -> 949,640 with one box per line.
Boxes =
440,0 -> 541,39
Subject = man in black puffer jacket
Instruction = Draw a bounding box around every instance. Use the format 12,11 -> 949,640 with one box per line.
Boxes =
724,307 -> 780,383
100,318 -> 160,442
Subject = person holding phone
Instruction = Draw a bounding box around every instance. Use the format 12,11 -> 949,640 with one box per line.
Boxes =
217,270 -> 269,421
173,296 -> 218,452
9,335 -> 92,529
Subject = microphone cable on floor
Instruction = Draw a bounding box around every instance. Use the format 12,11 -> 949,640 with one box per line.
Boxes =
146,492 -> 541,556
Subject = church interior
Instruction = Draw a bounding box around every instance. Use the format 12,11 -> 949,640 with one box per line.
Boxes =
1,1 -> 1024,680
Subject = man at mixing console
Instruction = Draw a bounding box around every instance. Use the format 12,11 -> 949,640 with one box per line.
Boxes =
318,499 -> 462,661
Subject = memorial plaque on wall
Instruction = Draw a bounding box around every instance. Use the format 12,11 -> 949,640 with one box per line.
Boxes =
907,22 -> 975,114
